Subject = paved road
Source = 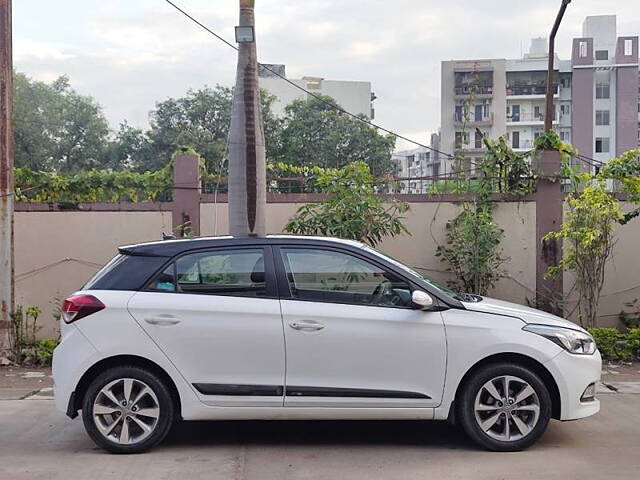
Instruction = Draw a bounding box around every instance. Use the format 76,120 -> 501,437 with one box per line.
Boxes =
0,392 -> 638,480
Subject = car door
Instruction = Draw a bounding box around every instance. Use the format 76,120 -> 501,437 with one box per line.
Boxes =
275,246 -> 447,408
128,246 -> 285,407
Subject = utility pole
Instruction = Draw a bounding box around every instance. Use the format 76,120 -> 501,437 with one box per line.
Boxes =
545,0 -> 571,132
0,0 -> 13,357
228,0 -> 266,237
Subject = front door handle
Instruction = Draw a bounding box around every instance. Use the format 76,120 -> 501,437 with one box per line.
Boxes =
144,315 -> 181,326
289,320 -> 325,331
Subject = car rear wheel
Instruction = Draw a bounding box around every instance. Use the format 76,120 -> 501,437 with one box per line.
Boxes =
457,363 -> 552,451
82,366 -> 175,454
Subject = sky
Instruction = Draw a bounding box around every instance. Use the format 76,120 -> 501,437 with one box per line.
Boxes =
12,0 -> 640,150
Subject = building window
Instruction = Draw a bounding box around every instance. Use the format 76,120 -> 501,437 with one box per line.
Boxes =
596,110 -> 610,126
596,83 -> 610,99
560,104 -> 571,115
455,105 -> 463,122
595,138 -> 610,153
560,77 -> 571,89
455,132 -> 469,148
579,41 -> 588,58
595,50 -> 608,60
560,131 -> 570,142
475,130 -> 483,149
512,131 -> 520,149
534,105 -> 542,120
625,39 -> 633,56
432,163 -> 440,178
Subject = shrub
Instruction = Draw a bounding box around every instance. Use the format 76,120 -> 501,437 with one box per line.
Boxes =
35,339 -> 59,366
588,328 -> 640,361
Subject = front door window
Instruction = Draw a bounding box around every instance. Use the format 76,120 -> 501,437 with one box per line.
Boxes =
280,248 -> 413,308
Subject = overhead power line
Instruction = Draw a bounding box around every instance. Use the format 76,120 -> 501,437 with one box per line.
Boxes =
163,0 -> 455,159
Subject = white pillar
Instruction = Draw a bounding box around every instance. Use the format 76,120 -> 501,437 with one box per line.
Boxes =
228,0 -> 266,237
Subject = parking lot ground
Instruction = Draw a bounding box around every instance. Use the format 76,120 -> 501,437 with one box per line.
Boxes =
1,390 -> 639,480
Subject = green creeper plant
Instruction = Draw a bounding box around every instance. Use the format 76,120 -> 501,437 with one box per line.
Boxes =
284,162 -> 409,247
15,163 -> 173,203
436,134 -> 535,296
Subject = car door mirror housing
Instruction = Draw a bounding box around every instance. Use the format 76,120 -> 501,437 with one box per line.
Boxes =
412,290 -> 434,309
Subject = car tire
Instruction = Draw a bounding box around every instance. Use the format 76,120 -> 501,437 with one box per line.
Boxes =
457,362 -> 552,452
81,366 -> 175,454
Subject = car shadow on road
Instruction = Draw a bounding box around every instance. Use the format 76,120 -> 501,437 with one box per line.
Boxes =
163,419 -> 475,450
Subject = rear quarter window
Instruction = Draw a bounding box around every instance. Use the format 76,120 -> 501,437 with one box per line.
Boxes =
84,254 -> 168,291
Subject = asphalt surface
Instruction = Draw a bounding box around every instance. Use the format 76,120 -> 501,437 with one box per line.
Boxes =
0,392 -> 639,480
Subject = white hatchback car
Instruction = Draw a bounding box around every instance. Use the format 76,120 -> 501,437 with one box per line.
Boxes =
53,236 -> 601,453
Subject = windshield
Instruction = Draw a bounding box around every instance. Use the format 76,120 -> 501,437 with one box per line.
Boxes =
362,246 -> 462,302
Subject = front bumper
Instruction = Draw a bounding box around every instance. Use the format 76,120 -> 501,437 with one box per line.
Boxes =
545,349 -> 602,421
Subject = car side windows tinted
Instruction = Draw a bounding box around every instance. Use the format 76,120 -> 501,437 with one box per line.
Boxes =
280,248 -> 413,308
148,265 -> 176,292
147,249 -> 268,297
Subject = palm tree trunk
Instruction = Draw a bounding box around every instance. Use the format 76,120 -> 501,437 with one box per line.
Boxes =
228,0 -> 266,237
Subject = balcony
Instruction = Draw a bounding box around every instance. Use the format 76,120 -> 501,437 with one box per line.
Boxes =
454,85 -> 494,97
454,112 -> 494,127
507,112 -> 558,125
506,84 -> 558,98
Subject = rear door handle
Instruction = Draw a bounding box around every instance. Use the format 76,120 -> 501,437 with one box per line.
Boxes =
144,315 -> 181,326
289,320 -> 325,331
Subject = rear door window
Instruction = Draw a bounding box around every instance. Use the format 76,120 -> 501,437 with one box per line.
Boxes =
148,248 -> 269,298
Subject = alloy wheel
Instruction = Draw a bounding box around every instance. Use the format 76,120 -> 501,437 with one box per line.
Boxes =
93,378 -> 160,445
473,375 -> 540,442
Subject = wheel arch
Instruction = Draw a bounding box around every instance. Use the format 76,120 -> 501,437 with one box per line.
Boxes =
70,354 -> 182,420
450,352 -> 561,422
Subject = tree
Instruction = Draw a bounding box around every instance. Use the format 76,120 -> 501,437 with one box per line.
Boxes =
13,72 -> 110,173
102,122 -> 156,172
143,85 -> 281,174
544,165 -> 623,328
273,96 -> 396,177
284,162 -> 409,246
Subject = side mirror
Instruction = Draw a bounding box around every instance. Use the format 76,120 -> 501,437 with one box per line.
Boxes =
412,290 -> 434,309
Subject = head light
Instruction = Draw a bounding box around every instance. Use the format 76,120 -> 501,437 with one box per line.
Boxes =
523,324 -> 596,355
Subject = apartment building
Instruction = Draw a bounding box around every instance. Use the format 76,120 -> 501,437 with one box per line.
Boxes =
258,64 -> 376,119
393,134 -> 441,193
440,15 -> 639,173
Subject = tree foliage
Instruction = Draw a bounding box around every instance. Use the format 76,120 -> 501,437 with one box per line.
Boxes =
273,96 -> 396,177
436,204 -> 506,296
13,72 -> 110,173
134,85 -> 282,174
544,164 -> 622,328
284,162 -> 409,246
598,148 -> 640,224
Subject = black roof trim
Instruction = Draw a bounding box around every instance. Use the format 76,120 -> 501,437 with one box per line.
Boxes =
118,236 -> 361,257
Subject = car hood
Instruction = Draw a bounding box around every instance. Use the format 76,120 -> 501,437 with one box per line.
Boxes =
461,296 -> 585,331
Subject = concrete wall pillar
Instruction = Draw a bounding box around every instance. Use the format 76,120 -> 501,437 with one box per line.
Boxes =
172,155 -> 201,237
533,150 -> 564,315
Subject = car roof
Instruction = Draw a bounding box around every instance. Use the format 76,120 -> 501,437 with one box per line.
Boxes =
119,235 -> 365,257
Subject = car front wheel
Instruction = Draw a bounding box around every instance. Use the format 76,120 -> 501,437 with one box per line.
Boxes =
82,366 -> 175,454
457,363 -> 552,451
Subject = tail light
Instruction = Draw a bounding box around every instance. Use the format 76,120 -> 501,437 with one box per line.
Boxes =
62,295 -> 105,324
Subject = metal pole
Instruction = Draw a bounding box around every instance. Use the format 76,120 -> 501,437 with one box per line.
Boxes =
545,0 -> 571,132
0,0 -> 14,357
